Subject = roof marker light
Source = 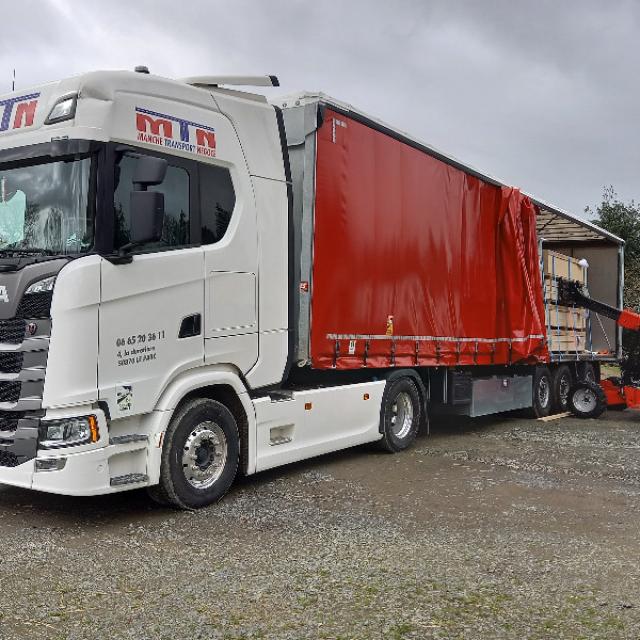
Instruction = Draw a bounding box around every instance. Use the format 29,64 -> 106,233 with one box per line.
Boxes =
45,94 -> 78,125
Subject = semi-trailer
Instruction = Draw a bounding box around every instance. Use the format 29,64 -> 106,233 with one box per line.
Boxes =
0,69 -> 624,507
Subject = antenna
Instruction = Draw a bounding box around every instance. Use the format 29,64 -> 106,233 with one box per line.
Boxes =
11,69 -> 15,92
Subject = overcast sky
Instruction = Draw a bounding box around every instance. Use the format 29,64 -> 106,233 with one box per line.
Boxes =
1,0 -> 637,216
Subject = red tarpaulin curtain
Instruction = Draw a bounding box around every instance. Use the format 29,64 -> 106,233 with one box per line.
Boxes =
310,108 -> 549,369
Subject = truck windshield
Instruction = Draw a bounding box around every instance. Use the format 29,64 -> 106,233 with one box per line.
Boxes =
0,156 -> 93,255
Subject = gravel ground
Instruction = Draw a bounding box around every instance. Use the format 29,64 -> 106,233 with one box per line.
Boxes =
1,410 -> 640,639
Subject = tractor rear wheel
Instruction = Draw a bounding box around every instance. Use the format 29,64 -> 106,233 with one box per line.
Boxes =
568,381 -> 606,419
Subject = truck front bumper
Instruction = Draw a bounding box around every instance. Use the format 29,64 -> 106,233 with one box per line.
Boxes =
0,408 -> 151,496
0,447 -> 110,495
0,444 -> 151,496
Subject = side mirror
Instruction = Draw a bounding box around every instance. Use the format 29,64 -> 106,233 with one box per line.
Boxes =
133,155 -> 167,186
129,191 -> 164,244
128,154 -> 167,245
106,154 -> 168,264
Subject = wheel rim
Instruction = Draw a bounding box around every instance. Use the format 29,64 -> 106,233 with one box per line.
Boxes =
559,374 -> 571,407
538,376 -> 550,408
573,388 -> 597,413
181,422 -> 227,489
390,391 -> 414,439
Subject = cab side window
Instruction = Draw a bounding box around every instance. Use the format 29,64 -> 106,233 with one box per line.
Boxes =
114,153 -> 191,249
200,164 -> 236,244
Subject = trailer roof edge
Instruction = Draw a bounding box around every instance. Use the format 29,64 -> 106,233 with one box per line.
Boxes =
274,91 -> 624,247
527,195 -> 623,245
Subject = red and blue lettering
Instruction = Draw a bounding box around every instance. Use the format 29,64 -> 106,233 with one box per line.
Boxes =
0,93 -> 40,132
135,107 -> 216,156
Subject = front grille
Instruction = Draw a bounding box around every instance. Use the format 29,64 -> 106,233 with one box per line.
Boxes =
0,352 -> 23,374
16,291 -> 53,319
0,450 -> 19,467
0,382 -> 21,404
0,319 -> 25,344
0,415 -> 20,432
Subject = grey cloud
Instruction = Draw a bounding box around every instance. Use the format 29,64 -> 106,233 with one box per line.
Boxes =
2,0 -> 638,215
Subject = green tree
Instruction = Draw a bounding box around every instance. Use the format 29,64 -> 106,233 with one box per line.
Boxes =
586,186 -> 640,360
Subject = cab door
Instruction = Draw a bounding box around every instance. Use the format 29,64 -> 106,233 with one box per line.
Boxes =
98,115 -> 259,418
98,150 -> 204,418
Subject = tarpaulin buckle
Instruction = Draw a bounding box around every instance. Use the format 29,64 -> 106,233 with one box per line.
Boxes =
363,339 -> 369,367
414,341 -> 420,366
332,339 -> 340,369
390,339 -> 396,367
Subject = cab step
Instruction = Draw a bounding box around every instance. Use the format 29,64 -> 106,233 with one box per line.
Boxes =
268,391 -> 294,402
110,473 -> 149,487
109,434 -> 148,445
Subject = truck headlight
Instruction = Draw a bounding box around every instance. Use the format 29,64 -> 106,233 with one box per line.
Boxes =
25,276 -> 56,295
40,415 -> 99,449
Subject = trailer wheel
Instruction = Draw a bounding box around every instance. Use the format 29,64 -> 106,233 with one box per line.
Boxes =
531,366 -> 552,418
378,377 -> 421,452
551,365 -> 573,413
148,398 -> 239,509
568,381 -> 606,419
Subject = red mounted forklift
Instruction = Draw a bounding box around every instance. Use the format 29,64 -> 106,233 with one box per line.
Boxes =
558,278 -> 640,418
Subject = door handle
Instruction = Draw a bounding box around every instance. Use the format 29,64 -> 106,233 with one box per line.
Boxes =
178,314 -> 201,338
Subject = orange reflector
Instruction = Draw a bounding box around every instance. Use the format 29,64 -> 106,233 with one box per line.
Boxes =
304,402 -> 313,411
88,415 -> 99,443
363,393 -> 370,400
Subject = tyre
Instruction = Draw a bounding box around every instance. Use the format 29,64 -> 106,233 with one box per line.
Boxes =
531,366 -> 552,418
148,398 -> 239,509
581,362 -> 597,384
551,365 -> 573,413
568,381 -> 606,419
378,376 -> 422,452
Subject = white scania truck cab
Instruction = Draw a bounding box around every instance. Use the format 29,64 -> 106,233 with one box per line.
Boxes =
0,70 -> 400,508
